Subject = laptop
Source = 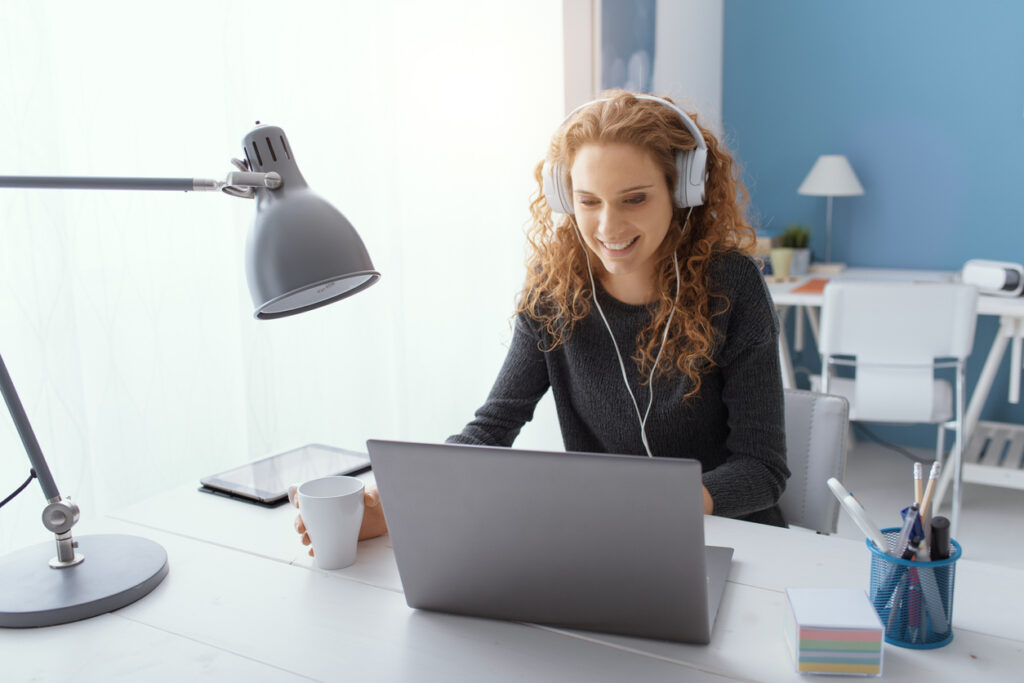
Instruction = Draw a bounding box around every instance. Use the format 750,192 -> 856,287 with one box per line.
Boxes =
366,439 -> 733,644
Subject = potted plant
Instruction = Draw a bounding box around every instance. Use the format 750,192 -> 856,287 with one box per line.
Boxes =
781,224 -> 811,276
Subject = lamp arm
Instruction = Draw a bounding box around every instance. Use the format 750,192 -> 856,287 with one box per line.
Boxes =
0,352 -> 61,502
0,170 -> 281,194
2,351 -> 87,566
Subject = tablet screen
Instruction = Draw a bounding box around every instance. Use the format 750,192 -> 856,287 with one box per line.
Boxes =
200,444 -> 370,504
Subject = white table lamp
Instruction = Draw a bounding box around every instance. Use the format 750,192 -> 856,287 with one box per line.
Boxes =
797,154 -> 864,263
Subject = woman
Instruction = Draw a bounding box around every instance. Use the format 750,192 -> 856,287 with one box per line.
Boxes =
295,90 -> 789,550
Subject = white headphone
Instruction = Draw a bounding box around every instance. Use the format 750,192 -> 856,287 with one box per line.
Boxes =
541,94 -> 708,214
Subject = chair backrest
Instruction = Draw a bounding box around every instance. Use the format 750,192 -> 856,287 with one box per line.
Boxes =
819,282 -> 978,362
818,282 -> 977,423
779,389 -> 849,534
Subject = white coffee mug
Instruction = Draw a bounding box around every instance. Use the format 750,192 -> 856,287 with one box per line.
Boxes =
297,476 -> 365,570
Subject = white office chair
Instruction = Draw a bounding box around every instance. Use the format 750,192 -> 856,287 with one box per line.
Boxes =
817,281 -> 978,534
779,389 -> 850,534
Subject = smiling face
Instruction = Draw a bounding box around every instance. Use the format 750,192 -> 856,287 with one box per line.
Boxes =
569,142 -> 675,304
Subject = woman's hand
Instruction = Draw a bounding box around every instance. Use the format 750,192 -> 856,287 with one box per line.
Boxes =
357,485 -> 389,539
290,484 -> 388,557
702,485 -> 714,515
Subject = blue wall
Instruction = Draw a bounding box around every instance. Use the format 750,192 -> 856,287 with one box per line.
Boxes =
724,0 -> 1024,443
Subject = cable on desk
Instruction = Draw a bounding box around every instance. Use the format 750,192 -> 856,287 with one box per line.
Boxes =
852,424 -> 932,464
0,469 -> 37,509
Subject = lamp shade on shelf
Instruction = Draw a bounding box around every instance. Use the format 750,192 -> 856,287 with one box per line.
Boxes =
797,155 -> 864,197
243,125 -> 380,319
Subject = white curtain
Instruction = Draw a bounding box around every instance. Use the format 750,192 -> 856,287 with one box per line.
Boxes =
0,0 -> 564,555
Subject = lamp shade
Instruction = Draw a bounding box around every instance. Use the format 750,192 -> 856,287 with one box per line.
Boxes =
797,155 -> 864,197
243,125 -> 380,319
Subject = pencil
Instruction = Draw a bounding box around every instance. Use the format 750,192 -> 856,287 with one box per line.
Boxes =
920,462 -> 941,544
914,462 -> 923,508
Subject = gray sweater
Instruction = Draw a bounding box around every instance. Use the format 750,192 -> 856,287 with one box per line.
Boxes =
449,251 -> 790,526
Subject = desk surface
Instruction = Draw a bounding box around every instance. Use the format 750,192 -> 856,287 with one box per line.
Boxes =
5,479 -> 1024,682
767,268 -> 1024,317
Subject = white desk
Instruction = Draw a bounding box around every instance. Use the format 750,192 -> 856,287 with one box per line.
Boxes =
5,480 -> 1023,682
768,269 -> 1024,497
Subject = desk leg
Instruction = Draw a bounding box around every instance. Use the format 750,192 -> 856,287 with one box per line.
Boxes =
966,316 -> 1016,437
805,306 -> 820,348
794,305 -> 804,352
777,306 -> 795,390
936,316 -> 1021,516
1011,318 -> 1024,404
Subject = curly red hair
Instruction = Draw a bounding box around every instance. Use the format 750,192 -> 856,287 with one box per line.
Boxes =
516,90 -> 756,398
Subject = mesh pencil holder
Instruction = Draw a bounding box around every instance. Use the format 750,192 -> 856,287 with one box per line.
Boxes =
867,528 -> 962,649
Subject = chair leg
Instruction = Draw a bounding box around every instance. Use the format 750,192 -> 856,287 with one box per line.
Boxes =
933,414 -> 964,534
950,368 -> 967,536
933,424 -> 953,511
949,426 -> 963,536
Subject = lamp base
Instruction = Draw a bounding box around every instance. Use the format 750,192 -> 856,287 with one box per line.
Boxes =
0,534 -> 168,628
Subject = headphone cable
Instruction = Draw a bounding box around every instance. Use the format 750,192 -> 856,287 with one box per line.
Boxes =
572,208 -> 690,457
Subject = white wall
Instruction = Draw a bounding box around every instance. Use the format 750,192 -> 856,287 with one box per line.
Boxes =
652,0 -> 724,133
0,0 -> 564,555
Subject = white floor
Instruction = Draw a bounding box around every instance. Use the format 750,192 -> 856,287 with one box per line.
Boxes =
833,438 -> 1024,570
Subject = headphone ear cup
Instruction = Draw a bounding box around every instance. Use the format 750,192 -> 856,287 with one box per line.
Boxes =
674,151 -> 689,207
542,160 -> 574,215
676,147 -> 707,208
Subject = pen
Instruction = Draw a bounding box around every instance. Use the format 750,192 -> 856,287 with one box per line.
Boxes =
827,478 -> 889,550
904,542 -> 922,644
899,504 -> 926,557
885,573 -> 909,638
914,462 -> 923,507
893,503 -> 920,558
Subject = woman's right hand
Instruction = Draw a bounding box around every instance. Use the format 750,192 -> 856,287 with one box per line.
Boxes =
290,484 -> 388,557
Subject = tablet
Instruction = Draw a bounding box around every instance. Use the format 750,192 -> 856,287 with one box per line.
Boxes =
199,443 -> 371,507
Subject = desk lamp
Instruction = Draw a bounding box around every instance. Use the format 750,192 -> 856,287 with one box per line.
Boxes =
0,125 -> 380,627
797,154 -> 864,264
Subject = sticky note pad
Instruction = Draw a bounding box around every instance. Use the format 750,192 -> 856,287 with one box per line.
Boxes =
785,588 -> 884,676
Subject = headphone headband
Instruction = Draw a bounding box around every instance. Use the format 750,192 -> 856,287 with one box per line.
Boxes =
562,94 -> 707,152
541,93 -> 707,214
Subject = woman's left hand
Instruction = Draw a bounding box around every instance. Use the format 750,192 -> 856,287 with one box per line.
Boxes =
702,485 -> 714,515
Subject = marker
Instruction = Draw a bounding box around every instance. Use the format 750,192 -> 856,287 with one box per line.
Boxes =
929,515 -> 954,624
827,477 -> 889,551
930,516 -> 951,561
915,537 -> 950,634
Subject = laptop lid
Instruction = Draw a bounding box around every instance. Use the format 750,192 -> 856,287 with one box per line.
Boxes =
366,439 -> 732,644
